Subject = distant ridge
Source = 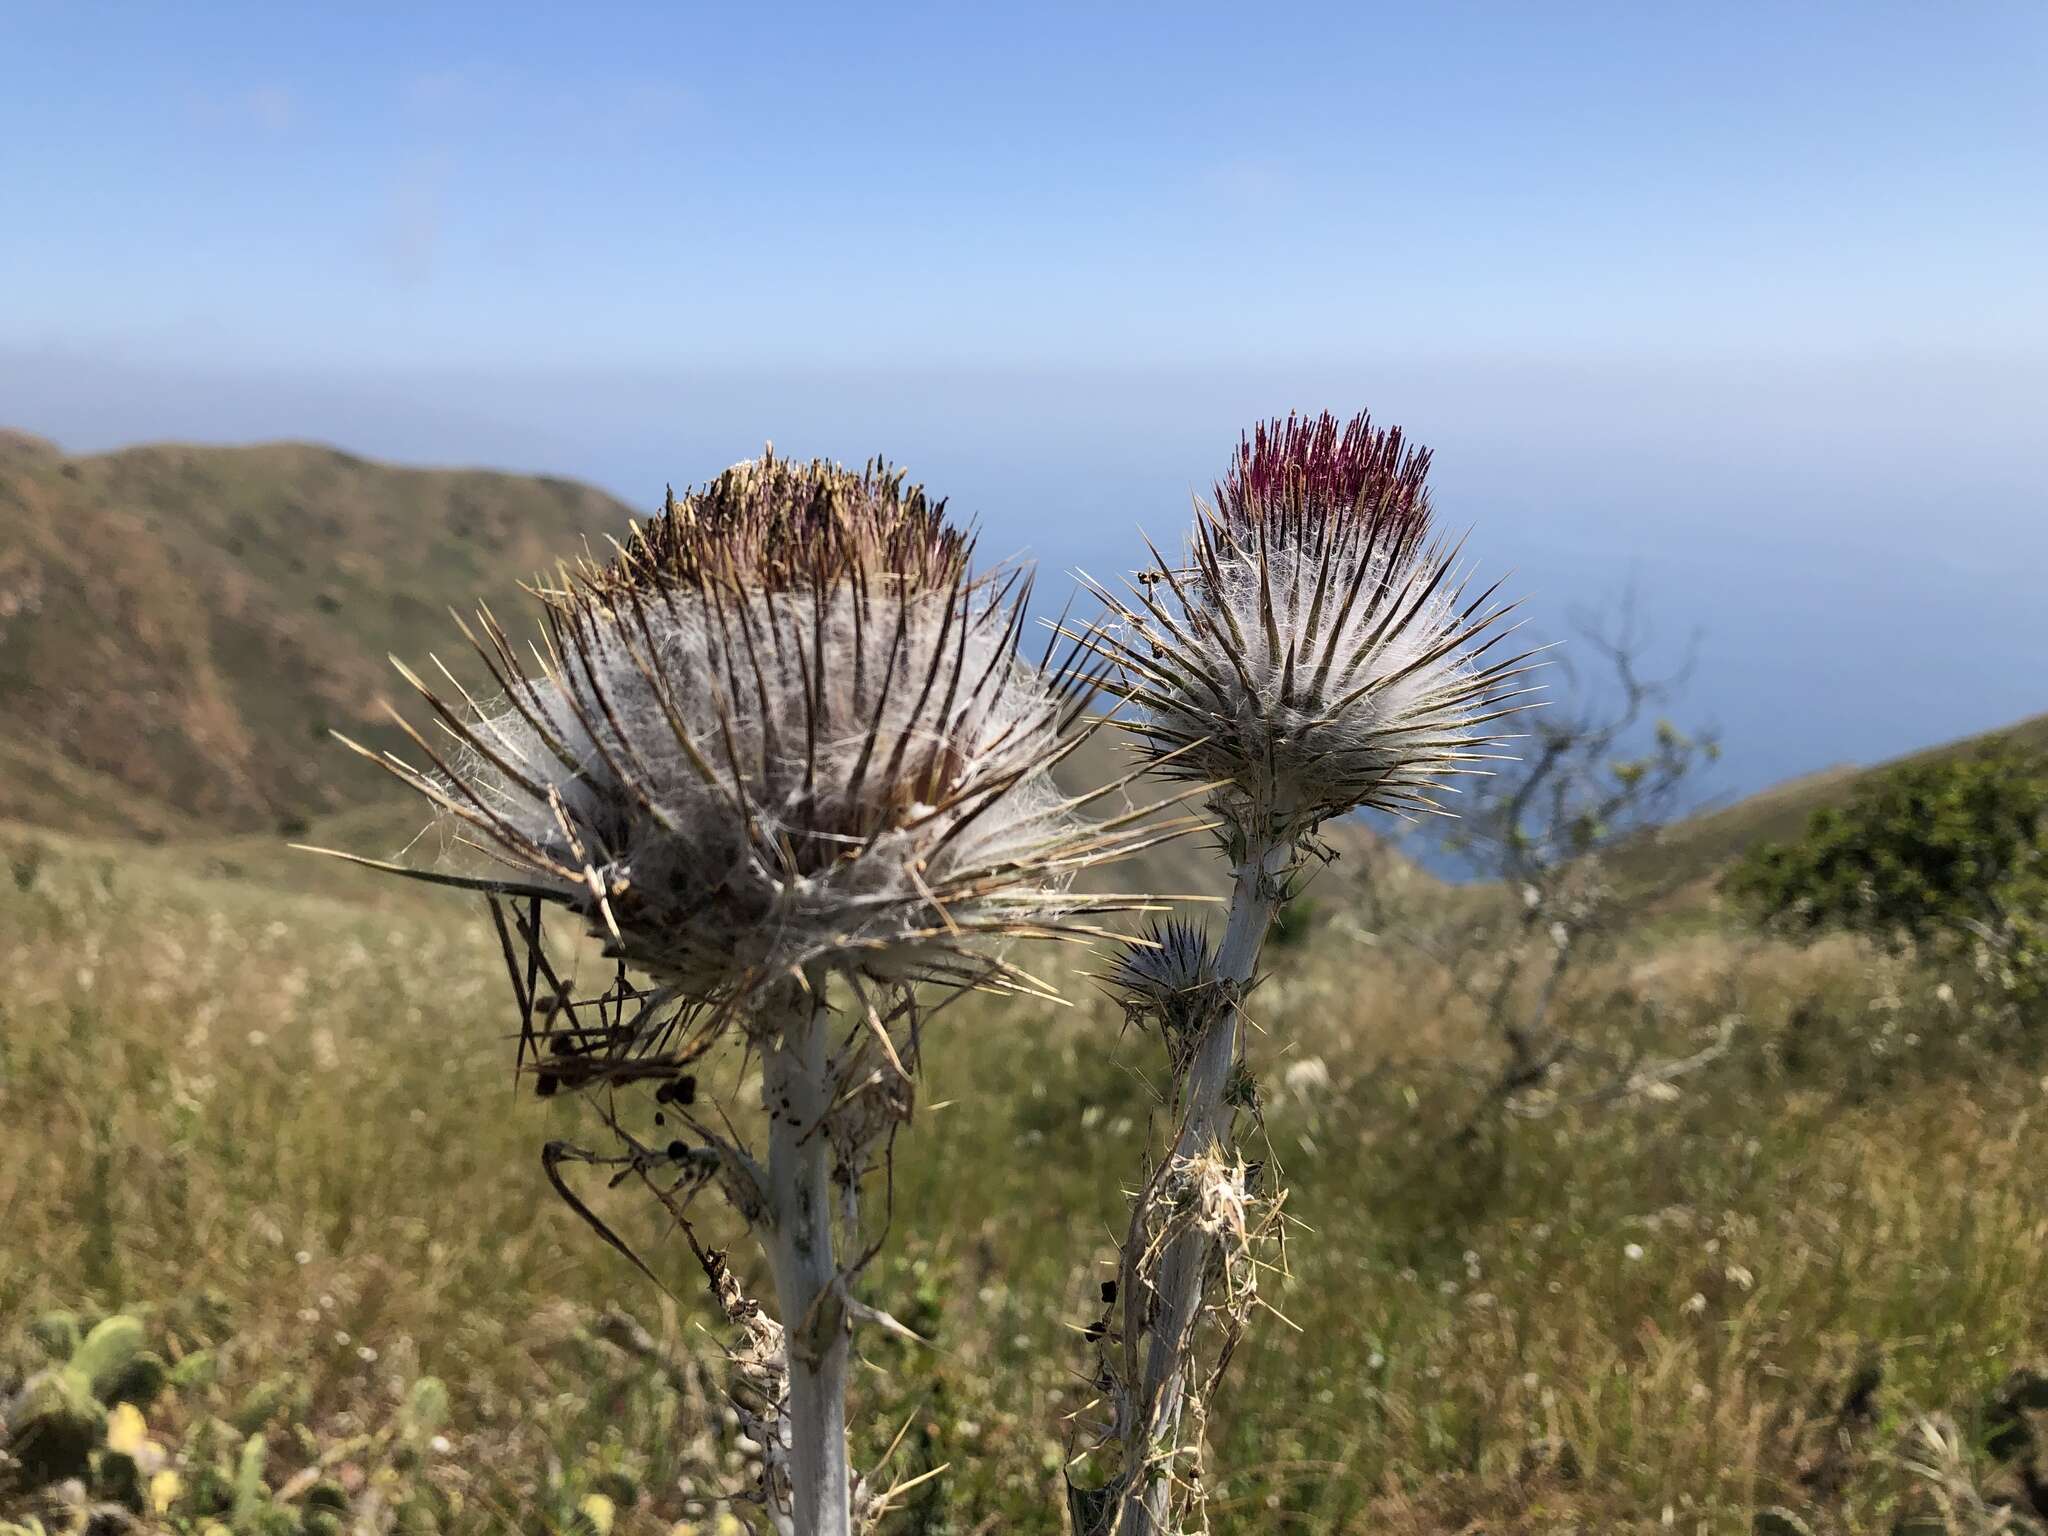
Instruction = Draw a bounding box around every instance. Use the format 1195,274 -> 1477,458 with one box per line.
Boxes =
3,432 -> 2039,895
0,435 -> 638,835
0,428 -> 62,460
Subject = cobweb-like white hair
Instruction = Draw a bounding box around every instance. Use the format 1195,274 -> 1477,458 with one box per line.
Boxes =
331,451 -> 1186,1031
1085,411 -> 1537,845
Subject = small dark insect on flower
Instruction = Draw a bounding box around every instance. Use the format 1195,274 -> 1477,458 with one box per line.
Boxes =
1085,410 -> 1538,845
656,1075 -> 697,1107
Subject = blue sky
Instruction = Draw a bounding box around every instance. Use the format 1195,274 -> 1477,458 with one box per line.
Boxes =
4,0 -> 2046,804
6,2 -> 2046,368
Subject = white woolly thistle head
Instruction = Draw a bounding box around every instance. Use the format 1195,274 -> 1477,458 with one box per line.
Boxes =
327,450 -> 1187,1060
1087,410 -> 1536,848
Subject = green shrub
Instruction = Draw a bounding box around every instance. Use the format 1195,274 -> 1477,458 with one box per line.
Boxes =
1268,898 -> 1318,949
1727,745 -> 2048,1014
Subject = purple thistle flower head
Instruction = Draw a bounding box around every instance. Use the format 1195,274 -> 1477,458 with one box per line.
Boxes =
1214,410 -> 1434,559
1086,409 -> 1536,848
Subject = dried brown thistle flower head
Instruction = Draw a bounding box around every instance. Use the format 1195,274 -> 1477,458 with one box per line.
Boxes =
1087,410 -> 1536,848
331,449 -> 1180,1041
592,449 -> 973,597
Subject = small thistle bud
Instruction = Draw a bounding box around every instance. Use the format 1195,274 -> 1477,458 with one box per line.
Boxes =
1106,918 -> 1216,1048
1091,410 -> 1534,844
1107,918 -> 1214,1007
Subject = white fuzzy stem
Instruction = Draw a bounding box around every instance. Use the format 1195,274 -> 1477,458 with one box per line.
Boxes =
1124,838 -> 1287,1536
763,991 -> 852,1536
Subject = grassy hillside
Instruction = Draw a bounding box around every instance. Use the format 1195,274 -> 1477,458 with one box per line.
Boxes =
5,430 -> 2047,1533
7,426 -> 2031,893
1617,711 -> 2048,902
0,431 -> 638,837
6,802 -> 2047,1534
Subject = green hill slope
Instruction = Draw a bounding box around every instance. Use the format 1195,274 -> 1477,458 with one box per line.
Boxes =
1625,710 -> 2048,896
0,430 -> 639,835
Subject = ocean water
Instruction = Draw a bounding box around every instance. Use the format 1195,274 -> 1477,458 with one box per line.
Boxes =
6,347 -> 2044,819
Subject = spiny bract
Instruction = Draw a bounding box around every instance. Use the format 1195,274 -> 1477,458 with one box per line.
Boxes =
1104,916 -> 1218,1046
1106,917 -> 1215,1009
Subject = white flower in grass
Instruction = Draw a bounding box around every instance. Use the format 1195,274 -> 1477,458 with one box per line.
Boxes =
1282,1055 -> 1332,1099
1088,410 -> 1537,847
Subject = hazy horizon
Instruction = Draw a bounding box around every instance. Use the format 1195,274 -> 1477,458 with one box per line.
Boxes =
5,0 -> 2044,818
8,342 -> 2045,819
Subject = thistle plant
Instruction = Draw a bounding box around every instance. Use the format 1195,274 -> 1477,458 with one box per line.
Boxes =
1073,411 -> 1535,1534
309,451 -> 1188,1536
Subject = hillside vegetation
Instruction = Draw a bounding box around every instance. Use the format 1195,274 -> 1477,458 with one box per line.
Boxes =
0,432 -> 634,837
3,435 -> 2047,1534
1619,715 -> 2048,901
0,435 -> 1377,901
7,796 -> 2048,1534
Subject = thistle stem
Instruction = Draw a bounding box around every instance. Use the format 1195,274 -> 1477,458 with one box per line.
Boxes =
763,988 -> 852,1536
1125,837 -> 1289,1536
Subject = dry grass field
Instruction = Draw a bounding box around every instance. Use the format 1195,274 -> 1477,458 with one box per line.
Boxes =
4,440 -> 2046,1534
5,806 -> 2047,1534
